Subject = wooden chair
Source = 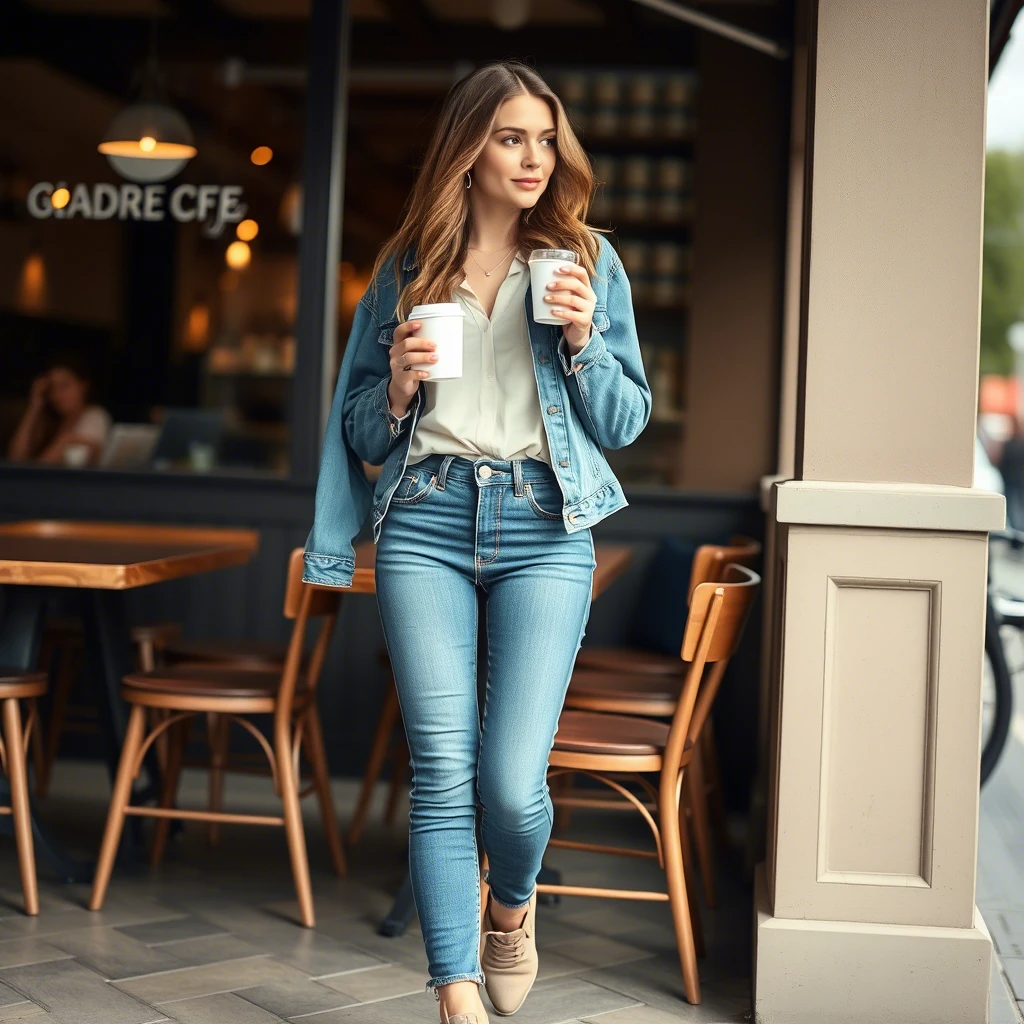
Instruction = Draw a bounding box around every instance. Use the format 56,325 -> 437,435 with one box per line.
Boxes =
0,671 -> 47,915
573,535 -> 761,676
89,549 -> 347,928
560,538 -> 761,908
526,564 -> 761,1005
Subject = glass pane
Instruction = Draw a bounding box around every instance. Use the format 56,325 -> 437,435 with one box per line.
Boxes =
0,6 -> 307,476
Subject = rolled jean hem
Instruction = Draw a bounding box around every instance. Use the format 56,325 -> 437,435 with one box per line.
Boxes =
487,889 -> 532,911
426,972 -> 486,993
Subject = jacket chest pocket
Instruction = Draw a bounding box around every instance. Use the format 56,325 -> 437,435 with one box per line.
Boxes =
592,307 -> 610,334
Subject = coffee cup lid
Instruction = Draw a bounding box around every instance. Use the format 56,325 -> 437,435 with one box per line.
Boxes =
408,303 -> 466,320
528,249 -> 579,263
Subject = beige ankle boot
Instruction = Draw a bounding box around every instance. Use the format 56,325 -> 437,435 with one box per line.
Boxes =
479,889 -> 538,1016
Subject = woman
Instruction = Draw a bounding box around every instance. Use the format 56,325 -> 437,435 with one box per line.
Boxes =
7,357 -> 111,467
304,60 -> 651,1023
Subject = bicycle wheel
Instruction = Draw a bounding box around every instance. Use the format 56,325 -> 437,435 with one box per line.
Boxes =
981,603 -> 1013,785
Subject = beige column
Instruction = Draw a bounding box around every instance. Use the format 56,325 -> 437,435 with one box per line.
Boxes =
755,2 -> 1005,1022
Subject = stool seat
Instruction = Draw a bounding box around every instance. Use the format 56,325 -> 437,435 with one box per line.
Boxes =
574,646 -> 683,676
0,671 -> 47,700
554,709 -> 677,757
124,664 -> 305,700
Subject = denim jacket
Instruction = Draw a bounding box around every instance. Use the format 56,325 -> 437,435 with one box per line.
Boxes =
303,231 -> 651,587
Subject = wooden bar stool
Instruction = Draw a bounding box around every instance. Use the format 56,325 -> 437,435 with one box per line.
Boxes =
35,620 -> 182,796
89,549 -> 347,928
1,671 -> 47,915
533,564 -> 760,1005
561,537 -> 762,907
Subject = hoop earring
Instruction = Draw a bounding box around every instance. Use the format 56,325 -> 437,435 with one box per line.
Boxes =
465,172 -> 472,189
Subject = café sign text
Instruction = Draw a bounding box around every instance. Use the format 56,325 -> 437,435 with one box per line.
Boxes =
27,182 -> 246,238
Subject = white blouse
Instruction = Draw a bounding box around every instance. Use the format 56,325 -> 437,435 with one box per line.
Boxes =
400,252 -> 593,468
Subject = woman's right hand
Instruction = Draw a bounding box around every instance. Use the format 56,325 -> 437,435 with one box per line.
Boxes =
387,321 -> 437,417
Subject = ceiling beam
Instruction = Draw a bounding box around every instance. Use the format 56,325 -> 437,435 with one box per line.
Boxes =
1,10 -> 695,67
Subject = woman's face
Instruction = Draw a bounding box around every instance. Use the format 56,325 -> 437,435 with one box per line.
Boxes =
46,367 -> 88,418
471,93 -> 557,213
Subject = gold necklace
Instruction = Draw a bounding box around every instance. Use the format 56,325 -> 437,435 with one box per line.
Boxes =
467,245 -> 516,277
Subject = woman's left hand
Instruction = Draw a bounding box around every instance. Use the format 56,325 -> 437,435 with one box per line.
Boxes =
544,264 -> 596,352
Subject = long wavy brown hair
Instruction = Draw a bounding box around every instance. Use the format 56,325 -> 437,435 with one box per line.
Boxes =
370,60 -> 606,321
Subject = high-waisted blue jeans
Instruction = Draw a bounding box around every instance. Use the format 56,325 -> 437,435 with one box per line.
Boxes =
374,453 -> 596,993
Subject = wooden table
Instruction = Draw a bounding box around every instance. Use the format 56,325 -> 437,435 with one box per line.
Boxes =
0,521 -> 259,880
344,539 -> 636,936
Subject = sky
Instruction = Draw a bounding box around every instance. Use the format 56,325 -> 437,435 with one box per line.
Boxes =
988,24 -> 1024,151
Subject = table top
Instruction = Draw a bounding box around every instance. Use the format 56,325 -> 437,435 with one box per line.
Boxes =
346,541 -> 633,597
0,521 -> 260,590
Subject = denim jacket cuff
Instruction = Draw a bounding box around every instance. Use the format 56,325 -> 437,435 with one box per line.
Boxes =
302,552 -> 355,589
374,378 -> 415,439
558,324 -> 606,377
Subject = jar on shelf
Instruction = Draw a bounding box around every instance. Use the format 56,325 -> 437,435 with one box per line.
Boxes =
589,154 -> 619,221
621,155 -> 653,220
626,74 -> 659,139
591,73 -> 623,137
662,72 -> 697,138
559,71 -> 591,135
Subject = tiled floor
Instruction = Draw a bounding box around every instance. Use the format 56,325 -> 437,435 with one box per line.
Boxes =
0,761 -> 752,1023
4,693 -> 1023,1024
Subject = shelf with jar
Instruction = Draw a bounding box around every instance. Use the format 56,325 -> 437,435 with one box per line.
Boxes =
556,69 -> 697,145
589,154 -> 693,231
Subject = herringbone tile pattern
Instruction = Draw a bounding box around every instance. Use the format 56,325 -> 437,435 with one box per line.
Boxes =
0,761 -> 753,1023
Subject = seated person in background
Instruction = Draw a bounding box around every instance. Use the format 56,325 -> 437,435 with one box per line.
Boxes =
6,356 -> 111,467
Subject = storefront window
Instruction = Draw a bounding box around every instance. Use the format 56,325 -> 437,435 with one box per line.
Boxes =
0,9 -> 307,476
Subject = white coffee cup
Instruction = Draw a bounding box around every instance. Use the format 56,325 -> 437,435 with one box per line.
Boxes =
406,303 -> 466,380
528,248 -> 580,325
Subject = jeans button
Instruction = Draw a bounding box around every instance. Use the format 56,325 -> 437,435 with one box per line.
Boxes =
478,465 -> 493,479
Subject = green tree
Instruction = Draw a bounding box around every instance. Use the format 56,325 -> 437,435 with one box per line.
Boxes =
982,149 -> 1024,375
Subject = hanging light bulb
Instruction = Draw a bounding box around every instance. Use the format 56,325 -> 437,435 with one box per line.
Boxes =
98,103 -> 197,183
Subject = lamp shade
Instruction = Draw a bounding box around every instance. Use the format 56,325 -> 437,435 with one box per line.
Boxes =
98,103 -> 197,183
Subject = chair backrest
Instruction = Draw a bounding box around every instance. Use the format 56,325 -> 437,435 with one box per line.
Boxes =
683,562 -> 760,664
660,563 -> 761,774
686,534 -> 761,604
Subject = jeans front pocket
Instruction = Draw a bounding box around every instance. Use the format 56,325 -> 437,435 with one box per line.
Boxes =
391,469 -> 438,505
523,480 -> 564,521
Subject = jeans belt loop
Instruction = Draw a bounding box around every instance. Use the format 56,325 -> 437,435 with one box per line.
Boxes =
512,460 -> 525,497
437,455 -> 455,490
